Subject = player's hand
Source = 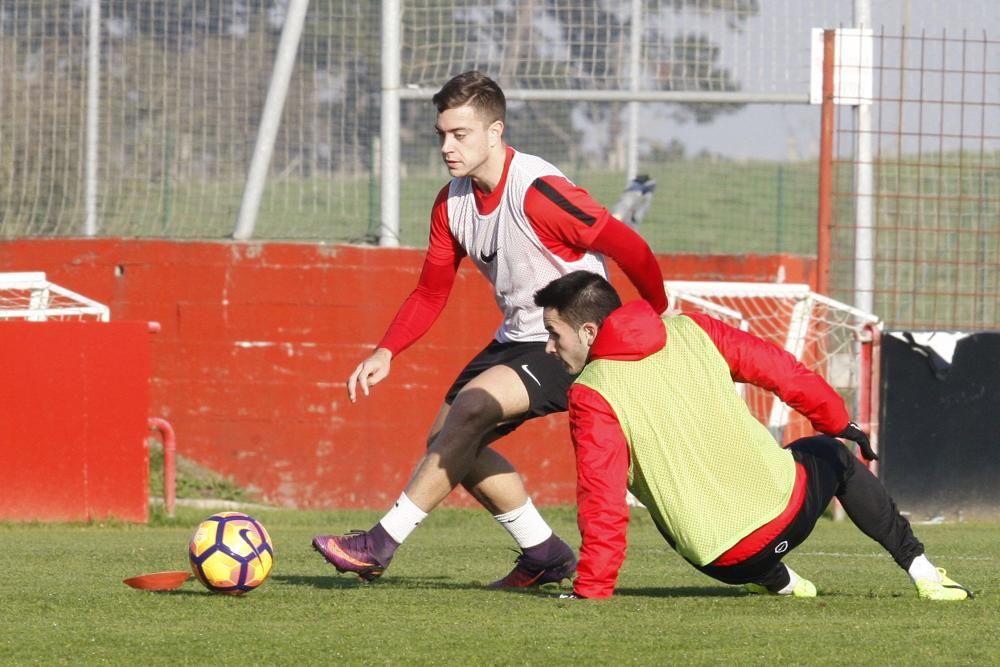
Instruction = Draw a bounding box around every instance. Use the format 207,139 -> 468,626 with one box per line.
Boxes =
837,421 -> 878,461
347,348 -> 392,403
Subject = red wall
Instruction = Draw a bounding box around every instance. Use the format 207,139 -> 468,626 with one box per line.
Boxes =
0,240 -> 813,509
0,320 -> 151,521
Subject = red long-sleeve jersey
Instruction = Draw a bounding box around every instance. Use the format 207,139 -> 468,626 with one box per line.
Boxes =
377,147 -> 667,355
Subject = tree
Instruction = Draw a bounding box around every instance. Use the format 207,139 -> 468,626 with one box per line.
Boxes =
423,0 -> 759,167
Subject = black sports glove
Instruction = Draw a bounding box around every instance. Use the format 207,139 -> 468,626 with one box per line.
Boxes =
837,421 -> 878,461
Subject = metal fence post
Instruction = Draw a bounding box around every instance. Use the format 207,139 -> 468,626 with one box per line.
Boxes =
816,29 -> 836,297
85,0 -> 100,237
233,0 -> 310,241
380,0 -> 402,247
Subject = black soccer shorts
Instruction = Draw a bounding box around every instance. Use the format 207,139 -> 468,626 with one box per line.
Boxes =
444,340 -> 575,435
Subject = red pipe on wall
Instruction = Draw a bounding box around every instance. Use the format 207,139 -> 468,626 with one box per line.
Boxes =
148,417 -> 177,517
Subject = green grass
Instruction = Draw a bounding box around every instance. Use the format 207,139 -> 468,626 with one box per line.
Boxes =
147,439 -> 260,507
91,159 -> 822,255
2,507 -> 996,665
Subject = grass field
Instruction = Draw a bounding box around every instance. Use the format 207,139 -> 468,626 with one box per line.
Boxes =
91,158 -> 821,257
3,506 -> 996,666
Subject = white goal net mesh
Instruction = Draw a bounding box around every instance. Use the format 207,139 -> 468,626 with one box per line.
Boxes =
666,281 -> 880,445
0,272 -> 110,322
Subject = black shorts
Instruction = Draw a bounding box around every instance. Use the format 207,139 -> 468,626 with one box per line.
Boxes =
444,340 -> 575,435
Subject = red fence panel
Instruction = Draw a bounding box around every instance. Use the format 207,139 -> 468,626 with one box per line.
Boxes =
0,321 -> 151,522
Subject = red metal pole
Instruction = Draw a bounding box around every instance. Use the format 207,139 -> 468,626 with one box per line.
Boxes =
864,325 -> 882,477
148,417 -> 176,517
816,29 -> 836,296
857,328 -> 872,464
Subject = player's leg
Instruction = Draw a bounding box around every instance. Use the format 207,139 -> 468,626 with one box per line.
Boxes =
694,442 -> 839,596
313,342 -> 576,585
697,541 -> 816,597
423,401 -> 531,514
791,436 -> 973,600
403,361 -> 576,586
402,363 -> 528,509
424,400 -> 576,587
311,371 -> 514,581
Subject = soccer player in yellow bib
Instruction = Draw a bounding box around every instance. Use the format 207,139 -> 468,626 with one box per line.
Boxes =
534,270 -> 973,601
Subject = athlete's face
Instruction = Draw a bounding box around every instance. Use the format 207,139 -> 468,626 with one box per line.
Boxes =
543,307 -> 597,375
436,104 -> 503,181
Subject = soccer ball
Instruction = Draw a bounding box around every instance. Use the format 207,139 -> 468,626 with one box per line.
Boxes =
188,512 -> 274,594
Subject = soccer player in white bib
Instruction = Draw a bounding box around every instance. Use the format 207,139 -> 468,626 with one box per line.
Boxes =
313,71 -> 669,587
534,270 -> 973,601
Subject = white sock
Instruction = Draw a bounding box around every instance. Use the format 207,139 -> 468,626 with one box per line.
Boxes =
379,492 -> 428,544
493,498 -> 553,549
907,554 -> 941,583
776,565 -> 800,595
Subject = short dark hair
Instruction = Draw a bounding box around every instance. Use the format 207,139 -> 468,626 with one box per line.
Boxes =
432,71 -> 506,124
534,271 -> 622,329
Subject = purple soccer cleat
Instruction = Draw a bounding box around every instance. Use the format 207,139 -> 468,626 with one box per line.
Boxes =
312,530 -> 388,582
488,535 -> 577,588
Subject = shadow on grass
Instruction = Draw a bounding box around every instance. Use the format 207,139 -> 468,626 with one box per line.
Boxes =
481,585 -> 744,599
271,573 -> 555,593
270,574 -> 383,590
268,575 -> 751,599
124,588 -> 231,597
614,585 -> 745,598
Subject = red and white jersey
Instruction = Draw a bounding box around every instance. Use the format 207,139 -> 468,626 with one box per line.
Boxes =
444,150 -> 608,342
376,146 -> 666,357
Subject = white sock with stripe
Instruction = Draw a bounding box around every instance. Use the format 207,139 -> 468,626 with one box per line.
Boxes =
379,492 -> 428,544
493,498 -> 552,549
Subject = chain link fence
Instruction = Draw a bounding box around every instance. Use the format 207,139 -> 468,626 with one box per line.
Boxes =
828,28 -> 1000,330
1,0 -> 997,266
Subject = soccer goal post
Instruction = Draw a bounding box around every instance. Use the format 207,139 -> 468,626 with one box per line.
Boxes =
0,272 -> 110,322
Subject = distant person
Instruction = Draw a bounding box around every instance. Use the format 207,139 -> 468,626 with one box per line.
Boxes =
312,71 -> 668,587
533,270 -> 973,601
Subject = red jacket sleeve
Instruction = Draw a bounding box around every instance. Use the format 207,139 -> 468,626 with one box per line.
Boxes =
684,312 -> 850,434
524,176 -> 667,313
377,187 -> 465,356
588,219 -> 668,314
567,383 -> 631,599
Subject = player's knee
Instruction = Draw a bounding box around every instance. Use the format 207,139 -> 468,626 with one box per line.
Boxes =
447,387 -> 504,431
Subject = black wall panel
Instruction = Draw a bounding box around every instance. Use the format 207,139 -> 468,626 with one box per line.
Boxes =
880,332 -> 1000,518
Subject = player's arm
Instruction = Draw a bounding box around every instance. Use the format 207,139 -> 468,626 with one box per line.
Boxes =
525,176 -> 667,313
587,219 -> 667,314
347,187 -> 465,402
685,311 -> 850,434
567,383 -> 631,600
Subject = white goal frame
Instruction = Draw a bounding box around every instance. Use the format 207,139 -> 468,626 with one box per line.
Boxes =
0,272 -> 110,322
665,281 -> 882,461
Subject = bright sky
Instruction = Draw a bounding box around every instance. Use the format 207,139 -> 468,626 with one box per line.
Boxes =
655,0 -> 1000,161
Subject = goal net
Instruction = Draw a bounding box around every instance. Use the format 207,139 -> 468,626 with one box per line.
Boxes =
666,281 -> 881,447
0,272 -> 110,322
